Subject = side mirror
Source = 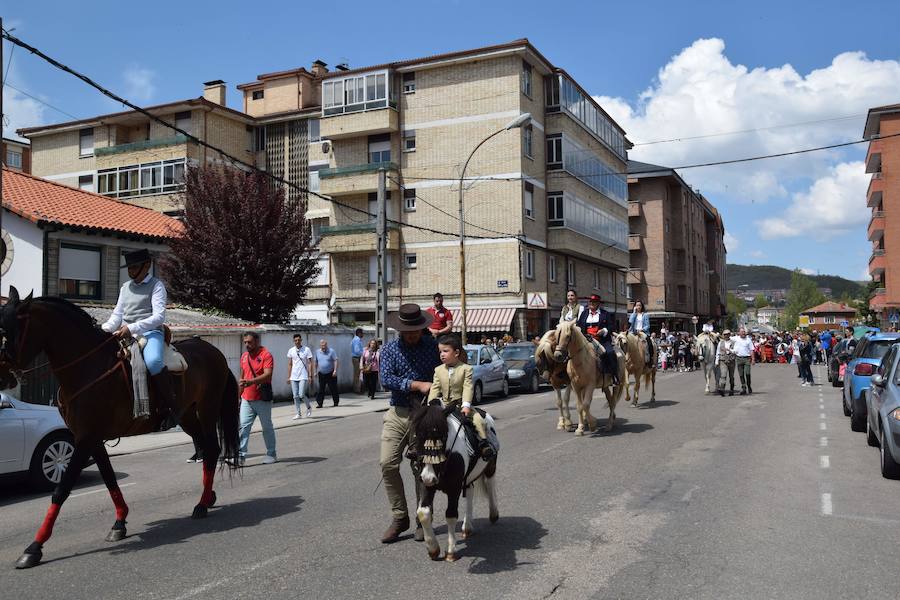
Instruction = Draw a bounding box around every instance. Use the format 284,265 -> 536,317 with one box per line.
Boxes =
871,373 -> 885,387
0,398 -> 14,409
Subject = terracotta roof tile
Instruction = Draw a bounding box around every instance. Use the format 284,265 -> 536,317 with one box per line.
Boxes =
800,301 -> 857,315
2,168 -> 182,240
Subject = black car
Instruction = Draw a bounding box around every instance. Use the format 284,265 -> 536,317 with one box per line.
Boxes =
499,343 -> 542,393
828,338 -> 856,387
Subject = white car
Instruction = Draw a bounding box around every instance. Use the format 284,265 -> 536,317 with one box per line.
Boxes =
0,393 -> 76,491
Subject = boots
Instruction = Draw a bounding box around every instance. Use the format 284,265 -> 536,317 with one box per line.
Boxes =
150,367 -> 179,432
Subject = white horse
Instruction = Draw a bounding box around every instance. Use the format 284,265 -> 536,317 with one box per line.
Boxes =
694,332 -> 719,393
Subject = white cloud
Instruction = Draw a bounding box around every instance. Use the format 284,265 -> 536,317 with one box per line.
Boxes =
757,161 -> 868,239
860,266 -> 872,281
123,65 -> 156,104
799,268 -> 817,276
2,86 -> 46,141
595,38 -> 900,202
724,231 -> 739,252
748,250 -> 766,259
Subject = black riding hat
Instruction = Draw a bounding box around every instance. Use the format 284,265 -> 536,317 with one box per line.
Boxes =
123,249 -> 152,267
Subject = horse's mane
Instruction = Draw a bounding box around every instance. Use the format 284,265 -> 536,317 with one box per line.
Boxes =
414,401 -> 448,439
33,297 -> 110,342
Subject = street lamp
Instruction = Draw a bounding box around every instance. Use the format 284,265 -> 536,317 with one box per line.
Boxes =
458,113 -> 532,345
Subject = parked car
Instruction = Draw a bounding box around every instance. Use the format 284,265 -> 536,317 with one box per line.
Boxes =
0,393 -> 76,491
842,332 -> 900,432
865,343 -> 900,478
500,343 -> 542,393
464,344 -> 509,404
828,338 -> 855,387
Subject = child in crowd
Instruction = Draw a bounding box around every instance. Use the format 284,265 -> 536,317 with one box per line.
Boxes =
658,346 -> 669,371
428,335 -> 494,459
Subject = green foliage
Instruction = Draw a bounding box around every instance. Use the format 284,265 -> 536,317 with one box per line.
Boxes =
855,279 -> 880,326
727,264 -> 863,299
726,292 -> 747,330
784,270 -> 826,329
752,294 -> 768,309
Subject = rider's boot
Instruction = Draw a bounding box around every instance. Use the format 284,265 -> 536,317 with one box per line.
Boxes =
150,367 -> 179,432
477,438 -> 495,460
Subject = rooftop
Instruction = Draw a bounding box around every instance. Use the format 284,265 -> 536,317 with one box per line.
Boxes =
800,301 -> 857,315
2,168 -> 182,241
863,103 -> 900,139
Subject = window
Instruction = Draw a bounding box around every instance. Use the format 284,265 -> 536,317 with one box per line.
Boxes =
323,70 -> 391,115
309,167 -> 322,193
549,256 -> 558,283
593,268 -> 600,290
404,188 -> 416,211
368,255 -> 393,283
524,249 -> 535,279
251,90 -> 264,100
665,250 -> 671,266
174,111 -> 192,135
309,217 -> 326,246
555,74 -> 627,159
546,135 -> 562,169
402,72 -> 416,93
313,256 -> 330,286
619,273 -> 626,295
403,131 -> 416,152
567,260 -> 576,286
824,316 -> 836,324
523,182 -> 534,218
405,253 -> 417,269
545,75 -> 560,108
78,174 -> 94,192
368,134 -> 391,163
608,271 -> 614,292
677,285 -> 687,304
79,128 -> 94,157
308,119 -> 320,142
523,125 -> 533,158
5,149 -> 22,169
254,127 -> 266,152
59,244 -> 101,299
366,191 -> 394,222
548,192 -> 564,227
555,134 -> 627,205
521,60 -> 533,97
97,158 -> 185,198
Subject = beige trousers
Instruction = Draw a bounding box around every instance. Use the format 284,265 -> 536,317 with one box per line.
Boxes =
380,406 -> 419,520
352,357 -> 361,393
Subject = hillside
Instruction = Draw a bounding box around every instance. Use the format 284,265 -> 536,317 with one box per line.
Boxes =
726,264 -> 864,299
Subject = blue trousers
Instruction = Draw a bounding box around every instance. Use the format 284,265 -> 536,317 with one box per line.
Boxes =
239,399 -> 277,458
142,330 -> 165,376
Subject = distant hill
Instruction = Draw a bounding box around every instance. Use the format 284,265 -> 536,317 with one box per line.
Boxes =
726,264 -> 864,299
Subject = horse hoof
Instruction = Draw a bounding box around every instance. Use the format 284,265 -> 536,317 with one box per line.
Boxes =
428,547 -> 441,561
15,551 -> 42,569
489,512 -> 499,524
105,528 -> 126,542
445,552 -> 458,562
208,491 -> 217,508
574,429 -> 584,437
191,504 -> 208,519
461,529 -> 473,539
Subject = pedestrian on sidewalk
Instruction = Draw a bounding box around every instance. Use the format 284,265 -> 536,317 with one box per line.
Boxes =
351,328 -> 364,394
426,292 -> 453,338
800,334 -> 815,386
287,334 -> 313,419
238,331 -> 277,465
732,328 -> 754,395
361,338 -> 381,399
378,304 -> 441,544
315,339 -> 340,408
715,329 -> 736,396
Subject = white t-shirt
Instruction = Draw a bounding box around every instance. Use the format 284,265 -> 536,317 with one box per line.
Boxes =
287,345 -> 313,381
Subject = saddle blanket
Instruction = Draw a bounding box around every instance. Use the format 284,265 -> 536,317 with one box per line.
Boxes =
447,411 -> 499,459
130,337 -> 187,418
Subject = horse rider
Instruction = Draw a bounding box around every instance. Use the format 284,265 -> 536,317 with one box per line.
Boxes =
628,300 -> 654,367
576,294 -> 618,384
559,289 -> 584,325
101,249 -> 177,430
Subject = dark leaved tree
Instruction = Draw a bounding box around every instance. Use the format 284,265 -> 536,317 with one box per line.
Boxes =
161,167 -> 319,323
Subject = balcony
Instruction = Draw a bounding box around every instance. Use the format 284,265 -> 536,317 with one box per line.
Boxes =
628,201 -> 642,218
628,234 -> 643,251
319,161 -> 399,196
626,269 -> 645,285
320,108 -> 398,140
95,134 -> 189,157
869,249 -> 887,276
317,222 -> 401,254
866,139 -> 882,174
868,211 -> 885,241
867,172 -> 884,208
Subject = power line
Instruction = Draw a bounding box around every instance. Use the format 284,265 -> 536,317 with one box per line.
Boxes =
0,29 -> 511,242
2,80 -> 81,120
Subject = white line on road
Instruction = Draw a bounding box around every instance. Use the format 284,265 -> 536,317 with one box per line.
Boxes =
820,422 -> 827,431
820,437 -> 828,447
173,556 -> 284,600
821,493 -> 833,516
70,482 -> 136,499
820,412 -> 826,419
539,437 -> 580,454
819,455 -> 830,469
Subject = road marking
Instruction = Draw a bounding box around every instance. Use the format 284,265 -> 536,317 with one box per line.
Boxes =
539,437 -> 580,454
173,556 -> 283,600
70,482 -> 136,499
819,455 -> 830,469
821,493 -> 833,516
820,422 -> 827,431
820,412 -> 826,419
820,437 -> 828,447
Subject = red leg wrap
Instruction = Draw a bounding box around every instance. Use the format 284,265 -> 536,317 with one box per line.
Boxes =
200,468 -> 215,507
35,503 -> 61,544
109,487 -> 129,521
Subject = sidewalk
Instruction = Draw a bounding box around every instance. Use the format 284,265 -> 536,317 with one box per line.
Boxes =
107,391 -> 389,457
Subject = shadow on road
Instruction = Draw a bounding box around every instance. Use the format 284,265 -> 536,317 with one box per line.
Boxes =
0,468 -> 126,507
273,456 -> 327,467
635,400 -> 679,409
589,418 -> 654,437
462,515 -> 548,574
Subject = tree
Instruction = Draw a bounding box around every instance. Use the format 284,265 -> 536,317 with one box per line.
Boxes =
753,293 -> 768,309
161,167 -> 320,323
783,270 -> 826,330
726,292 -> 747,330
855,279 -> 880,327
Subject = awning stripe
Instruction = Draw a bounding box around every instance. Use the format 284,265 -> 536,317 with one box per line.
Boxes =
449,308 -> 517,333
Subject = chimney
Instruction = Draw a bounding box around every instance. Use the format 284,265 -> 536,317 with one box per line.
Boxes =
335,63 -> 349,72
203,80 -> 226,105
311,60 -> 328,77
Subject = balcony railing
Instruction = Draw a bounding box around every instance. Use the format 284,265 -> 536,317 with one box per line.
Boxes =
95,134 -> 188,157
319,161 -> 398,179
547,191 -> 628,250
320,222 -> 399,235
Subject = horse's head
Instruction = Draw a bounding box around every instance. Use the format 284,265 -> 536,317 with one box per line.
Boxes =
554,321 -> 576,362
411,400 -> 451,487
0,286 -> 34,389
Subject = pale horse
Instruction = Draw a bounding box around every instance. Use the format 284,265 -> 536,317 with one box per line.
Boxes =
693,332 -> 719,393
615,331 -> 657,407
534,328 -> 576,432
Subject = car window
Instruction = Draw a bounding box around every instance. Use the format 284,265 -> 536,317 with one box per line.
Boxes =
878,347 -> 895,376
486,347 -> 499,362
893,350 -> 900,386
466,349 -> 477,365
862,339 -> 895,361
500,346 -> 533,360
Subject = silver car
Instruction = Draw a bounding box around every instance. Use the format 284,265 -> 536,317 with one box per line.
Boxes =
865,342 -> 900,479
464,345 -> 510,404
0,393 -> 76,490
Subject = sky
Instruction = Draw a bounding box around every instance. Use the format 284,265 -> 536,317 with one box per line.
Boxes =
4,0 -> 899,280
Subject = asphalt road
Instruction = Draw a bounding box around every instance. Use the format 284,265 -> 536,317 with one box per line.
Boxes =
1,362 -> 897,599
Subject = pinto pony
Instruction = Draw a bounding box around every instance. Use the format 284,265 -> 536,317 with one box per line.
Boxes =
411,400 -> 499,562
615,332 -> 657,407
0,289 -> 240,569
694,332 -> 719,393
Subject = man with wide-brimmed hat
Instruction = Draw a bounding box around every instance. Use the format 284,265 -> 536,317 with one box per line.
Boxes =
377,303 -> 441,544
101,249 -> 178,429
715,329 -> 736,396
576,293 -> 618,384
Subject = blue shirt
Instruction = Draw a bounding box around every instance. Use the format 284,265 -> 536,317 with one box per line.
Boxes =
379,335 -> 441,408
351,336 -> 364,358
315,347 -> 338,374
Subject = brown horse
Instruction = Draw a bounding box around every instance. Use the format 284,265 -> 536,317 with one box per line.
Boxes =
615,332 -> 657,407
0,288 -> 240,569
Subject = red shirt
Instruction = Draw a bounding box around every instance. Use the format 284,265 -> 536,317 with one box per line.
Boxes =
240,347 -> 274,401
427,306 -> 452,332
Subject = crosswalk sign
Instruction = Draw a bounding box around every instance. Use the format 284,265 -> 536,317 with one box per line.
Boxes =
527,292 -> 547,309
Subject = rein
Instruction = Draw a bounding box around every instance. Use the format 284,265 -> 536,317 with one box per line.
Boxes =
14,312 -> 121,376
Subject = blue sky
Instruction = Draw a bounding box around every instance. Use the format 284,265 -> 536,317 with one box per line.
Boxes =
4,0 -> 900,280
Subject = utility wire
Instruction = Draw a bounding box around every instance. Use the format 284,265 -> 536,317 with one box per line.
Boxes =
0,29 -> 511,242
2,80 -> 81,121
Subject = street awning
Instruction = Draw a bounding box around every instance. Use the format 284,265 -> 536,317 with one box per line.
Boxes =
450,308 -> 517,333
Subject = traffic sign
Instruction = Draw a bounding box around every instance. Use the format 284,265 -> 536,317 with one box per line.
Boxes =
799,315 -> 810,328
891,311 -> 900,324
840,320 -> 849,328
527,292 -> 547,309
497,280 -> 508,288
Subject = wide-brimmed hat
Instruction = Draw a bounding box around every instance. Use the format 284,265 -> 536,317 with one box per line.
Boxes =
123,248 -> 152,267
588,294 -> 602,303
386,303 -> 434,332
723,329 -> 732,335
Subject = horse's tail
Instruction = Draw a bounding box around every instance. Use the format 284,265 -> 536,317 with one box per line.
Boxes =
218,371 -> 240,468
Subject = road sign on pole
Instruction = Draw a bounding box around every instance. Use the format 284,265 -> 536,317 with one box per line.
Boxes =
527,292 -> 547,309
840,320 -> 849,328
799,315 -> 810,328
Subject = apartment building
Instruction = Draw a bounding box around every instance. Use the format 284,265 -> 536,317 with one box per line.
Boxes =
627,160 -> 727,330
2,137 -> 30,173
255,39 -> 631,338
18,81 -> 256,215
864,103 -> 900,328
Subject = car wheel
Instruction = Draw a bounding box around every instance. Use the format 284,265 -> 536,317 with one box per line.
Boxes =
867,418 -> 879,447
499,378 -> 509,398
529,373 -> 540,394
850,394 -> 866,432
473,382 -> 483,405
842,392 -> 851,416
880,429 -> 900,479
29,431 -> 75,492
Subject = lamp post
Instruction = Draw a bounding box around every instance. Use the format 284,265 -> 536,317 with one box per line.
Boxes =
458,112 -> 531,345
